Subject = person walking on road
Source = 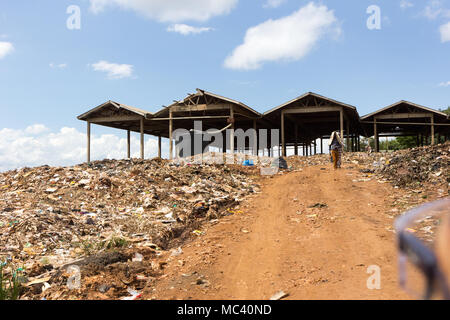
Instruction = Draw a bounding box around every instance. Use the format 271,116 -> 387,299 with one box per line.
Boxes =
329,131 -> 344,169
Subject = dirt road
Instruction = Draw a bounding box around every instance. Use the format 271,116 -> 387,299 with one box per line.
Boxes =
146,165 -> 412,300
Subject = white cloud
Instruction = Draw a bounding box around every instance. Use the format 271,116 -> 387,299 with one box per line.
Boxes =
224,2 -> 340,70
0,126 -> 164,172
440,21 -> 450,41
25,124 -> 50,135
400,0 -> 414,9
89,0 -> 238,22
0,41 -> 13,59
49,63 -> 68,69
439,80 -> 450,86
263,0 -> 286,9
423,0 -> 450,19
167,24 -> 213,35
91,60 -> 134,79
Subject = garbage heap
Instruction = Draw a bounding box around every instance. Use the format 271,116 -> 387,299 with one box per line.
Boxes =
375,142 -> 449,190
0,158 -> 260,272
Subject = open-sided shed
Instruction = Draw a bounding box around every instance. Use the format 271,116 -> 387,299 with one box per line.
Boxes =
77,100 -> 153,162
149,88 -> 267,158
263,92 -> 361,156
360,101 -> 450,152
78,90 -> 449,163
77,89 -> 269,161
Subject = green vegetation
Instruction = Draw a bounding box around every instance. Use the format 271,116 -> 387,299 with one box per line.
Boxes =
0,261 -> 23,300
359,134 -> 446,152
79,236 -> 129,255
439,106 -> 450,116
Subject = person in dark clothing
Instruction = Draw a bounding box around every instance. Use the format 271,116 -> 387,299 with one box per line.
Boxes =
328,131 -> 344,169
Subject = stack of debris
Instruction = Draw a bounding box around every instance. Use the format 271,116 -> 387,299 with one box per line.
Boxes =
375,142 -> 449,190
0,158 -> 260,298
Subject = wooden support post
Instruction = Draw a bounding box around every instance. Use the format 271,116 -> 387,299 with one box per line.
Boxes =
346,121 -> 350,152
340,108 -> 344,144
374,118 -> 379,152
158,135 -> 161,158
169,109 -> 173,160
314,139 -> 317,155
320,137 -> 323,154
281,111 -> 286,157
352,134 -> 355,152
140,118 -> 144,160
431,115 -> 435,145
253,120 -> 257,156
294,124 -> 298,156
230,106 -> 235,154
127,130 -> 131,159
87,121 -> 91,163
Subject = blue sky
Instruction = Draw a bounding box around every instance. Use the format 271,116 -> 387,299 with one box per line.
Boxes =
0,0 -> 449,170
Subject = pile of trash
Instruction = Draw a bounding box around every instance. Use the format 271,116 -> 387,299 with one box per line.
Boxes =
0,158 -> 260,298
375,142 -> 449,189
174,151 -> 274,167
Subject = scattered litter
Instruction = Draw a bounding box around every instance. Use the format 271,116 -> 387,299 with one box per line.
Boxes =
270,291 -> 289,300
132,253 -> 144,262
308,203 -> 328,209
170,247 -> 183,257
121,288 -> 142,300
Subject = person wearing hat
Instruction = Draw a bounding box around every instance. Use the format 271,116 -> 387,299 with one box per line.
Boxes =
328,131 -> 344,169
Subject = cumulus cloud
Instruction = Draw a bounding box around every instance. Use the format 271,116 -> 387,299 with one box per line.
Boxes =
167,24 -> 213,35
263,0 -> 286,9
91,60 -> 134,79
224,2 -> 340,70
439,80 -> 450,86
0,125 -> 164,172
89,0 -> 238,22
25,124 -> 50,135
0,41 -> 14,59
440,21 -> 450,41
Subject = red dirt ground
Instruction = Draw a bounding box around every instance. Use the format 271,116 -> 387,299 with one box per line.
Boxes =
144,164 -> 413,300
